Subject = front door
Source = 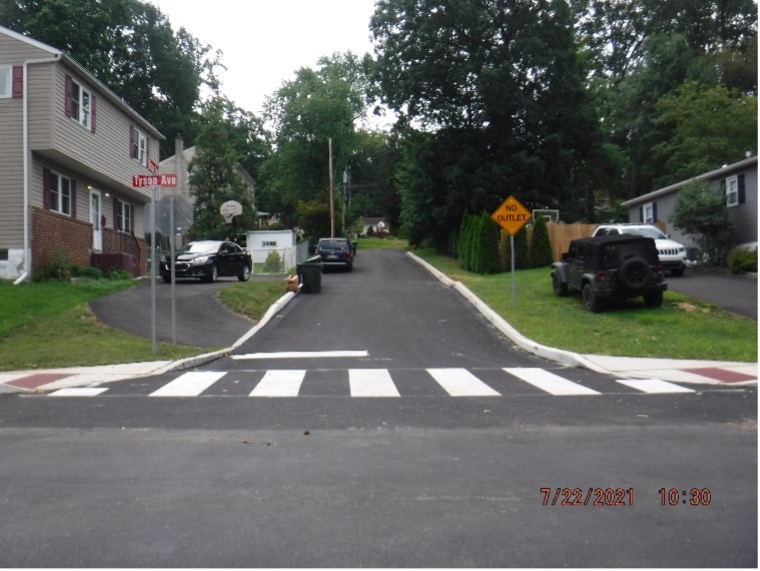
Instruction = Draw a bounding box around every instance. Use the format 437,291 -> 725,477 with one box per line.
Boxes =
90,190 -> 102,251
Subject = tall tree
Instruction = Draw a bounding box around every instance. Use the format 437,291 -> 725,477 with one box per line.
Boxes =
260,52 -> 368,228
371,0 -> 603,246
652,81 -> 757,185
188,99 -> 256,241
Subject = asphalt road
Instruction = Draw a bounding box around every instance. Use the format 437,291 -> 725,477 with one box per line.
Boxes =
1,250 -> 756,567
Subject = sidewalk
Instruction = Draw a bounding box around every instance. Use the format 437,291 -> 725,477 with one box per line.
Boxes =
0,257 -> 756,394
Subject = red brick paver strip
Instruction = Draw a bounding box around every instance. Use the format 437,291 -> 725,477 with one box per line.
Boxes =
683,367 -> 757,383
8,373 -> 71,389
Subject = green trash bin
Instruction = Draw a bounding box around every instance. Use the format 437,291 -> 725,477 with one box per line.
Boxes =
297,256 -> 323,293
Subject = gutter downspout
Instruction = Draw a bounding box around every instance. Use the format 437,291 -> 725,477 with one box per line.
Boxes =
16,55 -> 60,285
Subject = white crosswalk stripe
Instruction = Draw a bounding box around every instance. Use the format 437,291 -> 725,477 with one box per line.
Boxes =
616,379 -> 695,394
49,387 -> 108,397
149,371 -> 226,397
250,370 -> 305,397
349,369 -> 401,397
41,368 -> 702,398
503,367 -> 601,396
426,368 -> 501,397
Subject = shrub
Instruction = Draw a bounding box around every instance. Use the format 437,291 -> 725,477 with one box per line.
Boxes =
530,216 -> 554,267
262,250 -> 284,273
728,248 -> 757,273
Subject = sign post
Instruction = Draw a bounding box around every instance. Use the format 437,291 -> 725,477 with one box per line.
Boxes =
133,169 -> 177,353
491,195 -> 532,305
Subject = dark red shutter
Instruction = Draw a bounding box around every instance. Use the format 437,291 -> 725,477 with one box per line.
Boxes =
70,180 -> 77,218
64,75 -> 73,117
129,125 -> 134,158
114,198 -> 121,230
738,174 -> 746,204
130,204 -> 134,232
12,66 -> 23,98
145,138 -> 150,165
90,95 -> 96,133
43,168 -> 52,210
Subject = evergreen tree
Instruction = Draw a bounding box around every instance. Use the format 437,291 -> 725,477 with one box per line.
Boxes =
530,216 -> 554,267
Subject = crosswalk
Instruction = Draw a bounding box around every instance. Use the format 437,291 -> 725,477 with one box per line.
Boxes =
45,367 -> 702,399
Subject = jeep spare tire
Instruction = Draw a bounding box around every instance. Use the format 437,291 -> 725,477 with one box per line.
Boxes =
617,257 -> 651,289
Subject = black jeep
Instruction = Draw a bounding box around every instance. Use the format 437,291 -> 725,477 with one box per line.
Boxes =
551,235 -> 667,312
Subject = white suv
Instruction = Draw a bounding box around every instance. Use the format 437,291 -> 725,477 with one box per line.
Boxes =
592,224 -> 687,276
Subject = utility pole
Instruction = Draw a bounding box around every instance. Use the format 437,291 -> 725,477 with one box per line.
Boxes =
329,138 -> 335,237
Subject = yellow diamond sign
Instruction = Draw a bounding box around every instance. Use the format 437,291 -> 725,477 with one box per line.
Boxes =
491,195 -> 531,236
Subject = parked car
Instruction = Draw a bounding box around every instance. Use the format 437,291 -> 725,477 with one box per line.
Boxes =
161,240 -> 251,283
592,224 -> 687,276
551,234 -> 667,312
315,238 -> 354,271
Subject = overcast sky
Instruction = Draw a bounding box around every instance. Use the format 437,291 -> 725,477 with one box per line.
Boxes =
149,0 -> 378,117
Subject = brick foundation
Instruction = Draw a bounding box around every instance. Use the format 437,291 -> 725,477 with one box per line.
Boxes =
32,207 -> 147,277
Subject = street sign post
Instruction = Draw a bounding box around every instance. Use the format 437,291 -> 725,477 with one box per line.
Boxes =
491,195 -> 532,305
133,171 -> 179,353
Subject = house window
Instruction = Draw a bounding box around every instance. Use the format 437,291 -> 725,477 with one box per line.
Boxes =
69,80 -> 92,128
0,66 -> 10,98
643,202 -> 655,223
131,127 -> 147,165
119,202 -> 133,233
725,175 -> 739,207
49,172 -> 72,215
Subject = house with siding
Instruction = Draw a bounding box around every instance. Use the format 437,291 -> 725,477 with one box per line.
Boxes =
0,25 -> 163,281
622,155 -> 758,253
153,135 -> 256,247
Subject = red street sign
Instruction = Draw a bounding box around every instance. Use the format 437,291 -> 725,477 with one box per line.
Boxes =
132,174 -> 177,187
148,159 -> 159,174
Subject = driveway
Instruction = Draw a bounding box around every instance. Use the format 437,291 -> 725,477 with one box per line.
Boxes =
666,269 -> 757,320
89,277 -> 262,347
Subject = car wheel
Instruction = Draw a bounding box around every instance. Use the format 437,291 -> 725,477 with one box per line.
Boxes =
205,264 -> 218,283
618,257 -> 651,289
552,272 -> 568,296
162,274 -> 171,284
643,291 -> 664,308
582,283 -> 604,313
238,265 -> 251,282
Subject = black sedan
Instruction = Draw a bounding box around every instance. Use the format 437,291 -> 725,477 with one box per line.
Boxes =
161,240 -> 251,283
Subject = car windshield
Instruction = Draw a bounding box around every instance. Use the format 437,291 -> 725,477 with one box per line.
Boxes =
319,240 -> 347,250
180,241 -> 221,255
622,227 -> 666,240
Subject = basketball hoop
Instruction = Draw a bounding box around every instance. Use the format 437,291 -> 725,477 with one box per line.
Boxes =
220,200 -> 243,224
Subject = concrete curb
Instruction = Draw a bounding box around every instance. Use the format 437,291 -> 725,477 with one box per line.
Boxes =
406,252 -> 612,374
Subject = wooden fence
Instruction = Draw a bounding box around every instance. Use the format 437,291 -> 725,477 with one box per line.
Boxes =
499,221 -> 669,263
500,223 -> 597,263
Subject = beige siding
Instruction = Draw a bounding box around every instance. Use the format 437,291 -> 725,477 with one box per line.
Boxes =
0,96 -> 24,246
0,33 -> 51,65
0,34 -> 53,247
47,64 -> 158,202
